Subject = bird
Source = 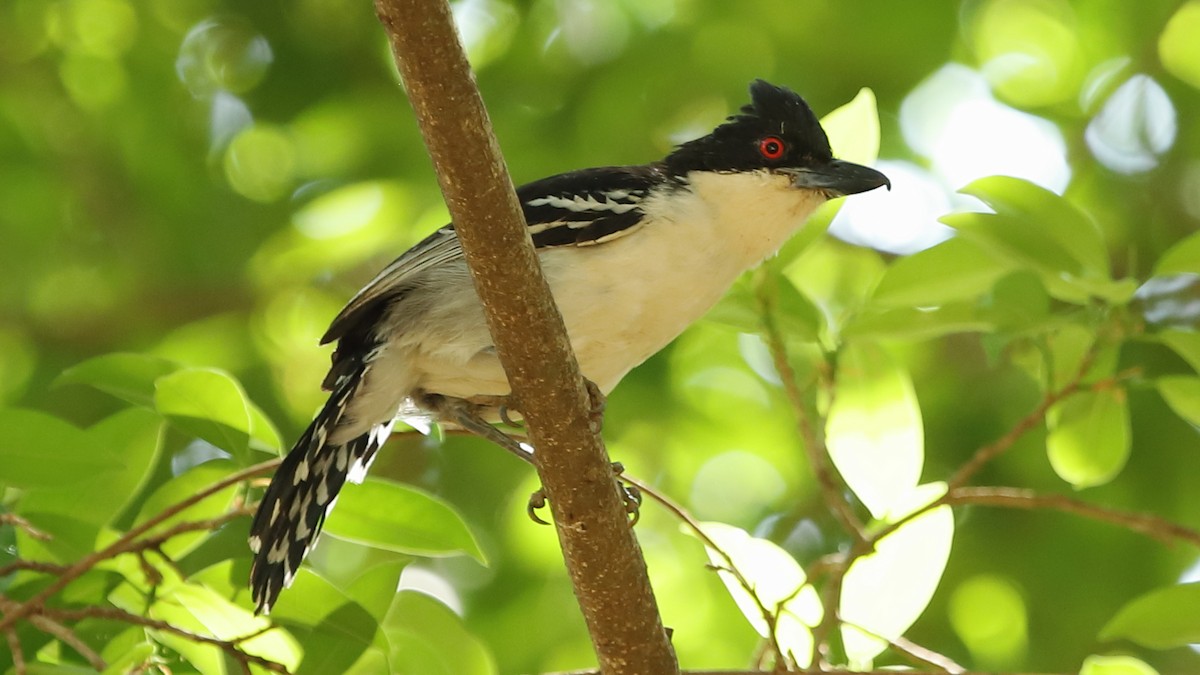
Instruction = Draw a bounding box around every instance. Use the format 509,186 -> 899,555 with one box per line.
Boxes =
248,79 -> 890,613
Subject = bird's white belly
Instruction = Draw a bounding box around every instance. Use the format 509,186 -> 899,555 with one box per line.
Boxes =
412,171 -> 825,400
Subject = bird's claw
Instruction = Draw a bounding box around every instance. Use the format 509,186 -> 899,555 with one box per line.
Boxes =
584,379 -> 606,435
527,488 -> 550,525
499,405 -> 524,429
610,461 -> 642,526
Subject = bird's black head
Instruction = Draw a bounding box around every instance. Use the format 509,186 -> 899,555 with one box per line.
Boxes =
664,79 -> 889,197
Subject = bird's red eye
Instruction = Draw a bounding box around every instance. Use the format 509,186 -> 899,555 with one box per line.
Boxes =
759,136 -> 786,160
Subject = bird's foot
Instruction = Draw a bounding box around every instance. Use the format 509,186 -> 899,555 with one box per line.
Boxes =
584,378 -> 606,436
525,462 -> 640,526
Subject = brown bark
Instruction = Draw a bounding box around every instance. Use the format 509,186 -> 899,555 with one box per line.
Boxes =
371,2 -> 678,673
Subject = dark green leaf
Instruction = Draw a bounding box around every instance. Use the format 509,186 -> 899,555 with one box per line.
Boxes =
382,591 -> 497,675
17,408 -> 162,532
295,602 -> 378,675
0,409 -> 109,488
323,478 -> 485,563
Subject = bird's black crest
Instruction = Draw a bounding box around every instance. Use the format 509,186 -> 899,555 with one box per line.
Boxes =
664,79 -> 832,175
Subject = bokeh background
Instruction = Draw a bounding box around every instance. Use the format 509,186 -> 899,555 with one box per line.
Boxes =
3,0 -> 1200,672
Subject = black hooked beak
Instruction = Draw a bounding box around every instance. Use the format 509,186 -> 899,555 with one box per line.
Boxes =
785,159 -> 891,197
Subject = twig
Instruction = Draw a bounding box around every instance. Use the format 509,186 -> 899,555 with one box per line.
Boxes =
0,514 -> 51,541
871,359 -> 1123,545
756,277 -> 865,541
890,636 -> 964,673
5,626 -> 25,674
372,2 -> 677,673
947,350 -> 1099,491
0,597 -> 106,670
0,458 -> 279,632
621,475 -> 791,667
947,487 -> 1200,548
52,606 -> 289,673
0,560 -> 68,578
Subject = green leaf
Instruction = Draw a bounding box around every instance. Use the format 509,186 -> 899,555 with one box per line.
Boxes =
941,211 -> 1084,280
57,352 -> 180,407
959,176 -> 1108,277
1081,654 -> 1161,675
1160,329 -> 1200,373
0,409 -> 109,488
18,408 -> 163,529
869,237 -> 1014,308
1047,388 -> 1131,489
1157,375 -> 1200,425
323,478 -> 485,563
1154,230 -> 1200,276
158,581 -> 302,672
843,303 -> 996,341
134,460 -> 240,558
689,522 -> 822,668
381,591 -> 497,675
820,87 -> 880,166
826,343 -> 924,518
154,367 -> 252,457
296,603 -> 379,675
1100,582 -> 1200,648
842,483 -> 954,667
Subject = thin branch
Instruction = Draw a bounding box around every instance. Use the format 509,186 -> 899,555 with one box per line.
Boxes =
757,277 -> 865,541
0,560 -> 68,578
621,475 -> 790,667
0,458 -> 278,632
947,487 -> 1200,548
371,2 -> 676,673
947,350 -> 1099,491
5,626 -> 25,675
1,514 -> 51,541
52,606 -> 289,673
890,636 -> 965,673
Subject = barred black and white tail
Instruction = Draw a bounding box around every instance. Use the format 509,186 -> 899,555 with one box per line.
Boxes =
248,358 -> 394,614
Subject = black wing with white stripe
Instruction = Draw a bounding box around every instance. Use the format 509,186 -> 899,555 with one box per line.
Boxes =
322,165 -> 666,345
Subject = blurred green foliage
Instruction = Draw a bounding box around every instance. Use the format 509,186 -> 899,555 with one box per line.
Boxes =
3,0 -> 1200,673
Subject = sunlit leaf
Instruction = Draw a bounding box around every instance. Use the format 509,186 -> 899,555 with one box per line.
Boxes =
820,88 -> 880,166
1160,329 -> 1200,373
826,343 -> 924,518
1156,375 -> 1200,426
843,303 -> 996,341
57,352 -> 180,407
941,211 -> 1083,279
1100,582 -> 1200,648
1154,230 -> 1200,276
159,581 -> 302,672
959,176 -> 1108,277
323,478 -> 485,563
1081,654 -> 1161,675
689,522 -> 822,668
133,459 -> 240,558
841,483 -> 954,666
154,367 -> 252,457
1046,388 -> 1131,489
869,236 -> 1014,308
